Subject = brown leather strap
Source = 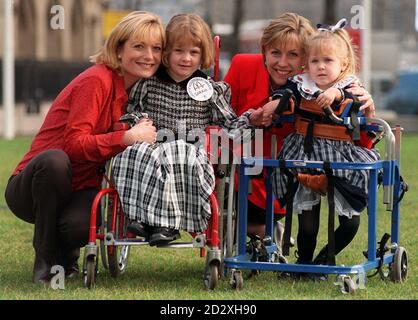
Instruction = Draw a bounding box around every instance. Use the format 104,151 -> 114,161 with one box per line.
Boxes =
299,99 -> 323,115
296,118 -> 352,141
300,98 -> 353,117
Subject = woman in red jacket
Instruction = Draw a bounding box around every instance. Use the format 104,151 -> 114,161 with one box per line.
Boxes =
4,11 -> 163,283
224,13 -> 375,264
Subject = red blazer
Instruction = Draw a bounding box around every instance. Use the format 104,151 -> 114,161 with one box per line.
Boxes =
225,54 -> 294,214
13,64 -> 129,191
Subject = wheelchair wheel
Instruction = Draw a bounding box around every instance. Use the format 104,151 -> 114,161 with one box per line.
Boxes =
108,244 -> 130,277
106,197 -> 130,277
224,163 -> 238,259
203,263 -> 219,290
390,246 -> 408,283
99,159 -> 113,270
99,192 -> 109,270
83,255 -> 97,289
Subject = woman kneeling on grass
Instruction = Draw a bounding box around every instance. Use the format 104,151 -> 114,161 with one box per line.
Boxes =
5,11 -> 163,283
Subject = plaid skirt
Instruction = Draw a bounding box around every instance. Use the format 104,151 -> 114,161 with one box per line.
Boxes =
111,140 -> 215,233
272,133 -> 381,217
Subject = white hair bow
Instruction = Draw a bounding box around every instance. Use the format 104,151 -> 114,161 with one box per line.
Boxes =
316,18 -> 347,33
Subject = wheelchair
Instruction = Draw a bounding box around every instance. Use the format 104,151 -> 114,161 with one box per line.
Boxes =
223,91 -> 409,293
82,36 -> 239,290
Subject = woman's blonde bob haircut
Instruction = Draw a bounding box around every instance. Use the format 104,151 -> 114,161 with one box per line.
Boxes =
162,14 -> 214,70
90,11 -> 165,72
261,12 -> 315,55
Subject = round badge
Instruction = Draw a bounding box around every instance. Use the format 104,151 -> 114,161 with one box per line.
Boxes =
187,77 -> 214,102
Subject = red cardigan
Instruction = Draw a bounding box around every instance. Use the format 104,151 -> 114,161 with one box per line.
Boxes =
13,64 -> 129,191
224,54 -> 294,214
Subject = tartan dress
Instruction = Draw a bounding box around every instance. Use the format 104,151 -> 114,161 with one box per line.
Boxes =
112,68 -> 251,232
272,74 -> 381,217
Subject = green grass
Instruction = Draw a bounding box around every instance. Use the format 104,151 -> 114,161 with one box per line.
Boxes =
0,136 -> 417,300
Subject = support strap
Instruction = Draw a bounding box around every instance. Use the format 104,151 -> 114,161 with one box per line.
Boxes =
281,160 -> 295,256
324,162 -> 336,266
348,104 -> 361,141
303,119 -> 315,155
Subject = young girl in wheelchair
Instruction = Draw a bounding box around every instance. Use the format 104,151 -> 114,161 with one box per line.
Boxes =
112,14 -> 263,247
271,19 -> 380,266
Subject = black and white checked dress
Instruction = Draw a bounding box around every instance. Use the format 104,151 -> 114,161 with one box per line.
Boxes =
272,75 -> 381,217
112,69 -> 251,232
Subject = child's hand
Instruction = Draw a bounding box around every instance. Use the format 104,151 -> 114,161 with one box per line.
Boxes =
316,88 -> 340,108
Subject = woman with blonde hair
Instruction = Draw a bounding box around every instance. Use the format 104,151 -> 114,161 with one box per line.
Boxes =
5,11 -> 164,283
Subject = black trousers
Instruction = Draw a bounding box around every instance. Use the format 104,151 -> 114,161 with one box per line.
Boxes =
5,149 -> 99,263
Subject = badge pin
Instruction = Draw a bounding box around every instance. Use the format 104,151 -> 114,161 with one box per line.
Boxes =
187,77 -> 214,102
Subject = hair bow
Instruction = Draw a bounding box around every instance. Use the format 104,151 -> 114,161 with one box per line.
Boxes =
316,18 -> 347,32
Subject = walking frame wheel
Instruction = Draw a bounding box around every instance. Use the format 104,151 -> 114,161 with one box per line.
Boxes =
230,269 -> 244,290
390,246 -> 408,283
339,275 -> 356,295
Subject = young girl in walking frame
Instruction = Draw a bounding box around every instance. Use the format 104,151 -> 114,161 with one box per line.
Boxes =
272,19 -> 380,265
112,13 -> 263,246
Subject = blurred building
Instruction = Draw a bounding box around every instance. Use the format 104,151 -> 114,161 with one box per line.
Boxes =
10,0 -> 103,61
104,0 -> 206,23
1,0 -> 417,119
0,0 -> 104,110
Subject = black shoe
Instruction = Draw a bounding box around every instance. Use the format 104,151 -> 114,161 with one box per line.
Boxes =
58,247 -> 80,279
32,254 -> 54,284
149,227 -> 180,246
127,221 -> 150,239
65,264 -> 79,279
313,247 -> 329,265
292,259 -> 327,281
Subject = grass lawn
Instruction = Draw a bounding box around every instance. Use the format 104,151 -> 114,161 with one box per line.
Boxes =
0,135 -> 417,300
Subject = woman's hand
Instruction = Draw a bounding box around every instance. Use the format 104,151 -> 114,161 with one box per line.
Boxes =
260,99 -> 280,126
248,108 -> 264,126
122,118 -> 157,145
346,85 -> 376,117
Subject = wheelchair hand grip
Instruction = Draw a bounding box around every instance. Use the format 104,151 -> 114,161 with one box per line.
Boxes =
322,105 -> 344,124
273,89 -> 293,116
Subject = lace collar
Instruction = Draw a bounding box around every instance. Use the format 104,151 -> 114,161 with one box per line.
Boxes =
291,73 -> 358,100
